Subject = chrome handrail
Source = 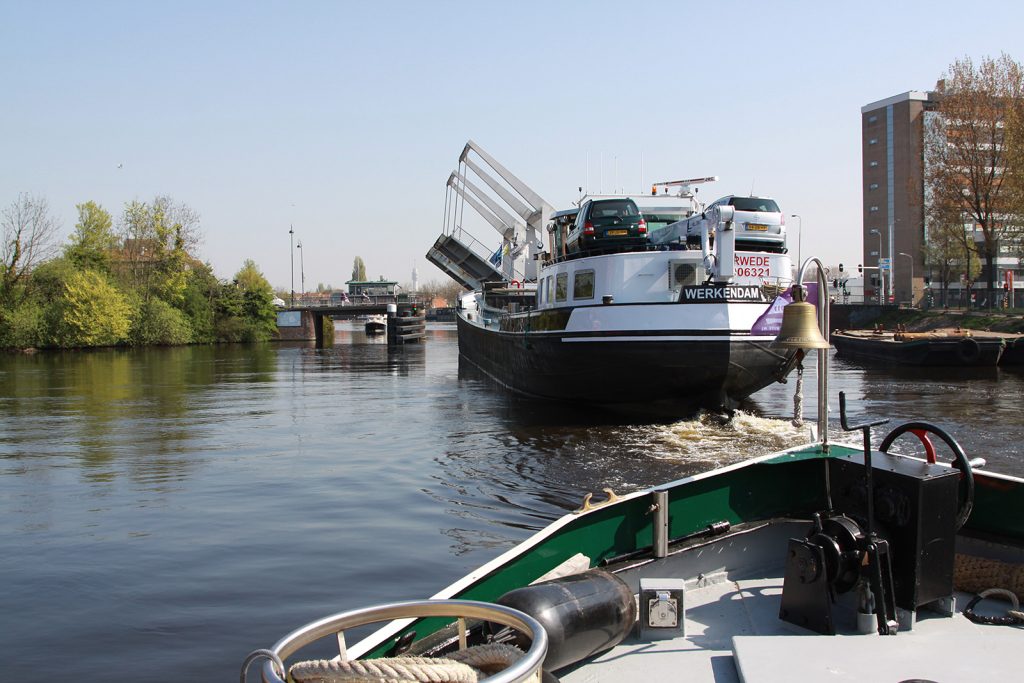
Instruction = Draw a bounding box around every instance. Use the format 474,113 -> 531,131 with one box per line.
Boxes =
258,599 -> 548,683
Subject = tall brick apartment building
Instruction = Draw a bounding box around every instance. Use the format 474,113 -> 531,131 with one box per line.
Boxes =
861,90 -> 1020,307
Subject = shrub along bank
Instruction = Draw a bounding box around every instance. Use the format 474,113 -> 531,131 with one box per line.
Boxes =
1,197 -> 278,351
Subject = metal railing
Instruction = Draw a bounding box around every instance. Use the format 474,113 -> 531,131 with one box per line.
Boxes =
246,599 -> 548,683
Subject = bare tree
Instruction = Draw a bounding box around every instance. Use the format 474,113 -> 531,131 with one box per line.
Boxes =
924,203 -> 980,307
153,195 -> 202,253
1,193 -> 60,305
924,54 -> 1024,307
115,196 -> 201,303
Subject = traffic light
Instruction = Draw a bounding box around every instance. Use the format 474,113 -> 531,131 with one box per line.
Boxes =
839,263 -> 844,273
858,264 -> 863,274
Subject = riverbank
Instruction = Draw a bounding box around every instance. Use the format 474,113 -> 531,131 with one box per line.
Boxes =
871,309 -> 1024,334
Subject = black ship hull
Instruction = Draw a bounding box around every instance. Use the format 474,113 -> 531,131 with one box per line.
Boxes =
457,313 -> 793,415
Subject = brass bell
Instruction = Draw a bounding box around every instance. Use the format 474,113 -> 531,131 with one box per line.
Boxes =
772,300 -> 831,349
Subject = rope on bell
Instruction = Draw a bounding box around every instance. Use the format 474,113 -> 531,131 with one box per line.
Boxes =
792,349 -> 805,428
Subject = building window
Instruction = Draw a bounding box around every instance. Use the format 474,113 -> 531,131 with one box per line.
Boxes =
869,206 -> 879,213
869,138 -> 878,145
573,270 -> 595,300
867,115 -> 878,124
869,160 -> 879,168
555,272 -> 568,302
869,183 -> 879,190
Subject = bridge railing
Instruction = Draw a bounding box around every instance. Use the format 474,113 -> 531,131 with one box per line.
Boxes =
290,294 -> 428,309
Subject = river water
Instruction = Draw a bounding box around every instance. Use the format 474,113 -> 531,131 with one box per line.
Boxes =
1,324 -> 1022,681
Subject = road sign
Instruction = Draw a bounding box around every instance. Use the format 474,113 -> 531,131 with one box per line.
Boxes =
878,257 -> 891,271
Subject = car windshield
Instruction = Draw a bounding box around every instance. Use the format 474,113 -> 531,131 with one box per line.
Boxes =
729,197 -> 780,213
641,212 -> 686,233
589,199 -> 640,220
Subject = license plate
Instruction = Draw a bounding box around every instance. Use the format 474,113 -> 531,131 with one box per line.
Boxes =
606,229 -> 629,236
747,223 -> 769,231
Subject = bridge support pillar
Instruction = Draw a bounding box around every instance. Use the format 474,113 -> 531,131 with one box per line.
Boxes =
277,309 -> 316,341
387,303 -> 426,346
313,313 -> 335,348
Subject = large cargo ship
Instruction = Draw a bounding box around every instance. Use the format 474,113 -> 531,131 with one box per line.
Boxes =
429,141 -> 802,415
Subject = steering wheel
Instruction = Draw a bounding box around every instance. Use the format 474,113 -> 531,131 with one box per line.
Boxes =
879,421 -> 974,530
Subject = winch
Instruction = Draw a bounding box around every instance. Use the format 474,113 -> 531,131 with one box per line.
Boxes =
780,392 -> 973,635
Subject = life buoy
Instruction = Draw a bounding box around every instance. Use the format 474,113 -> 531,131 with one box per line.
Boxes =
957,337 -> 981,363
510,279 -> 521,288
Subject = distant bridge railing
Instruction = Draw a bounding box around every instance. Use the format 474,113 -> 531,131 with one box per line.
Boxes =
289,294 -> 427,308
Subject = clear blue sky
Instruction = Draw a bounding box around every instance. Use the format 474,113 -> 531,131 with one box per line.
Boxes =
3,0 -> 1022,291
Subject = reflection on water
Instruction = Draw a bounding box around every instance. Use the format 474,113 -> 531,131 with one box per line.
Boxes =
0,345 -> 279,487
1,327 -> 1022,682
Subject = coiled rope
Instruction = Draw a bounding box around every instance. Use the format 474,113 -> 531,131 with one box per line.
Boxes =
289,644 -> 524,683
954,554 -> 1024,598
955,554 -> 1024,626
963,588 -> 1024,626
447,644 -> 524,677
290,656 -> 476,683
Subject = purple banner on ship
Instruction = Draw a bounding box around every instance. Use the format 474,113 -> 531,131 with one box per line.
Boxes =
750,283 -> 819,336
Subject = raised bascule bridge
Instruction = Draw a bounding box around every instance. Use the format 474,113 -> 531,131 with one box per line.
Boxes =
276,300 -> 426,348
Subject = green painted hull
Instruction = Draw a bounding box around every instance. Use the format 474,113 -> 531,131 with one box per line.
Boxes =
360,442 -> 1024,658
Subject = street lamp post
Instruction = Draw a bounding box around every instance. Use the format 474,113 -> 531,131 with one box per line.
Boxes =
898,252 -> 914,306
869,228 -> 884,305
297,240 -> 305,302
790,214 -> 802,267
289,225 -> 295,307
963,216 -> 973,309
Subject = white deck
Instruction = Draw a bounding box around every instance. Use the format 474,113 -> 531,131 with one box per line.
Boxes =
559,523 -> 1023,683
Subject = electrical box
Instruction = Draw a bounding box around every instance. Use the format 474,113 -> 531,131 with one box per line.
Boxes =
828,451 -> 959,611
639,578 -> 686,640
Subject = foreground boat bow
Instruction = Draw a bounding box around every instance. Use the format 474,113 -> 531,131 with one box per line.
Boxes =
243,396 -> 1024,682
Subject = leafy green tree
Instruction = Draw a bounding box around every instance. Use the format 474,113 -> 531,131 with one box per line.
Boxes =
235,259 -> 269,292
214,281 -> 247,342
0,301 -> 43,348
66,201 -> 116,272
179,262 -> 219,343
214,260 -> 278,342
235,259 -> 277,340
352,256 -> 366,281
3,257 -> 77,348
49,269 -> 132,347
26,257 -> 77,303
130,298 -> 193,345
116,197 -> 197,304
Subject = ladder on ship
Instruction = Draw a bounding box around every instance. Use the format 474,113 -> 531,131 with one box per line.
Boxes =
428,140 -> 553,288
426,231 -> 503,291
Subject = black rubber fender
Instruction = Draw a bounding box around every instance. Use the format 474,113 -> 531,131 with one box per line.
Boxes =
496,569 -> 636,672
956,336 -> 981,363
